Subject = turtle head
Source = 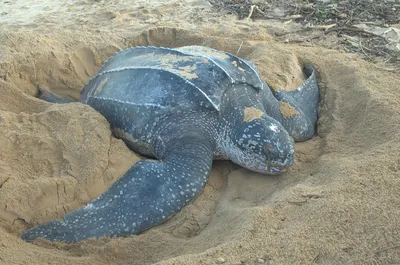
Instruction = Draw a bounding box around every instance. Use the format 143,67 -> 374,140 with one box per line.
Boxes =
222,113 -> 295,175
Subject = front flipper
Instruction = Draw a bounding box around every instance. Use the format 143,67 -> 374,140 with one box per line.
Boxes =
266,65 -> 320,141
21,141 -> 213,243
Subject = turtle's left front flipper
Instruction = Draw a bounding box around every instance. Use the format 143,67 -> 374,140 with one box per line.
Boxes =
21,140 -> 214,243
266,65 -> 320,142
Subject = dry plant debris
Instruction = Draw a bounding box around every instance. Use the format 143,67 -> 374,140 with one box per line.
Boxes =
208,0 -> 400,69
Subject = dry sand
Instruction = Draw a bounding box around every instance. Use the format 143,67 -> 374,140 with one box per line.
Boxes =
1,0 -> 400,264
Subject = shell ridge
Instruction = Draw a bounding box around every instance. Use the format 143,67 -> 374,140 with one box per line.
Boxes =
219,49 -> 264,90
86,66 -> 220,111
175,46 -> 263,91
172,49 -> 235,83
91,46 -> 182,81
87,94 -> 167,109
234,58 -> 264,90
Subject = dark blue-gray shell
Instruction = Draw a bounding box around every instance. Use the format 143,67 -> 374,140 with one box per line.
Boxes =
80,46 -> 265,112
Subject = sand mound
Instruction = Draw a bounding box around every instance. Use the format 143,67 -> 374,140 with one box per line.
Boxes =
1,24 -> 400,265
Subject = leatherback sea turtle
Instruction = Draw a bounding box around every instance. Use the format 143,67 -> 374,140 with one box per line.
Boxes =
21,46 -> 319,243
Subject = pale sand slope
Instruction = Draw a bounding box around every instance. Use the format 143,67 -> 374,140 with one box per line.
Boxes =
0,1 -> 400,265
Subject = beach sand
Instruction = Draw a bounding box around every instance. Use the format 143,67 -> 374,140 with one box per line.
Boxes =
0,0 -> 399,264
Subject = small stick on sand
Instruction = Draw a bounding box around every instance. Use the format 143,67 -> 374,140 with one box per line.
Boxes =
301,194 -> 325,199
359,40 -> 372,60
236,40 -> 243,55
254,5 -> 265,15
373,66 -> 400,72
247,5 -> 255,20
325,26 -> 388,41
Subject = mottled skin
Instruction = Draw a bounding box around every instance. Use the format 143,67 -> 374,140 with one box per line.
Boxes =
21,46 -> 319,242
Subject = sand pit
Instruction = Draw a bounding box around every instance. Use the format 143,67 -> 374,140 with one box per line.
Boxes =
1,1 -> 400,264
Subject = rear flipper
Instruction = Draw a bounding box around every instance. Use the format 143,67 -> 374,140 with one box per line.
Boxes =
37,86 -> 75,104
269,65 -> 320,142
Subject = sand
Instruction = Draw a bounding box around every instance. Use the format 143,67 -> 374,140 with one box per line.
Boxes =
1,0 -> 400,264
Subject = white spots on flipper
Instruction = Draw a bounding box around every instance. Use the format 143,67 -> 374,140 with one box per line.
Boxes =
85,203 -> 94,209
269,124 -> 279,133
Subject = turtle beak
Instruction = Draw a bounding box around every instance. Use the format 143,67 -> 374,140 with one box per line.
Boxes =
265,153 -> 293,174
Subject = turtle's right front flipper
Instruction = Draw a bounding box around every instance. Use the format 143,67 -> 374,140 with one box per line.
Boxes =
263,65 -> 320,142
21,139 -> 214,243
